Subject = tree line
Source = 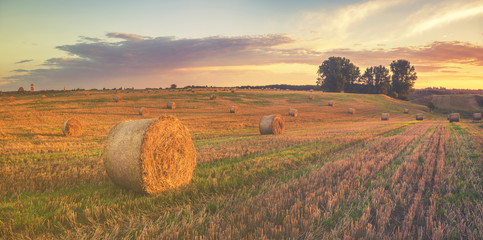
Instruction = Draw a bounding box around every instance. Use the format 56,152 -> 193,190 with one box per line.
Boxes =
316,57 -> 417,100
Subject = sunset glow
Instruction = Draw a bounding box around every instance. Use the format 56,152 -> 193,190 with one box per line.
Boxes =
0,0 -> 482,90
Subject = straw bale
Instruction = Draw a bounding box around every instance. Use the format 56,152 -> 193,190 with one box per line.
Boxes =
449,113 -> 460,122
42,95 -> 47,98
259,114 -> 285,135
139,107 -> 150,116
381,113 -> 390,120
309,95 -> 314,100
210,94 -> 217,100
103,116 -> 196,194
416,113 -> 423,120
289,109 -> 298,117
115,96 -> 122,102
404,109 -> 409,113
328,101 -> 334,106
167,102 -> 176,109
348,108 -> 355,114
85,92 -> 91,96
9,96 -> 15,102
63,118 -> 83,137
473,112 -> 482,121
230,106 -> 239,113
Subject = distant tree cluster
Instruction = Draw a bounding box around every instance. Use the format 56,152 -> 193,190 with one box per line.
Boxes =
316,57 -> 418,100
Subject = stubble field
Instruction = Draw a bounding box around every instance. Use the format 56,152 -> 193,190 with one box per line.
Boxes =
0,89 -> 481,239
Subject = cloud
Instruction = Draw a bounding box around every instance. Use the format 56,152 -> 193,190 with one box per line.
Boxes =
3,33 -> 322,89
11,69 -> 29,73
405,0 -> 483,36
106,32 -> 147,41
325,41 -> 483,67
3,31 -> 481,90
15,59 -> 33,64
299,0 -> 404,46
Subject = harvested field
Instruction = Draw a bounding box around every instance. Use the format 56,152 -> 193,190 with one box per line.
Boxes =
0,90 -> 480,239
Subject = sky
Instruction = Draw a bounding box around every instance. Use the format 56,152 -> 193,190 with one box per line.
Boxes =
1,0 -> 482,91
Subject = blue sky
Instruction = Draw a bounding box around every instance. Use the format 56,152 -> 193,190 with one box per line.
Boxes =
1,0 -> 482,90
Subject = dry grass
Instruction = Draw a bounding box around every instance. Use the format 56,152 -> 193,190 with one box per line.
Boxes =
0,90 -> 479,239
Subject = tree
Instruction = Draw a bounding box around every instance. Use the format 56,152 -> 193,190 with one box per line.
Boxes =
427,101 -> 436,112
390,59 -> 417,99
317,57 -> 360,92
170,84 -> 177,89
360,65 -> 391,94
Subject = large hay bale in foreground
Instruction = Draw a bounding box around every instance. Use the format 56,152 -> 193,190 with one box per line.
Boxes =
259,114 -> 285,135
381,113 -> 390,120
348,108 -> 355,114
416,113 -> 423,121
103,116 -> 196,194
289,109 -> 298,117
449,113 -> 460,122
404,109 -> 409,114
115,96 -> 122,102
63,118 -> 83,137
328,101 -> 334,107
167,102 -> 176,109
230,106 -> 239,113
210,94 -> 217,100
139,107 -> 149,116
473,113 -> 482,120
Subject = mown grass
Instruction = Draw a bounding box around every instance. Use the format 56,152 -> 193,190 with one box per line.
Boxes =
0,122 -> 403,237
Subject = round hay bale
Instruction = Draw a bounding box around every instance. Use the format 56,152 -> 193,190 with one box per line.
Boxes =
289,109 -> 298,117
63,118 -> 83,137
449,113 -> 460,122
310,89 -> 314,92
309,95 -> 314,100
85,92 -> 90,96
328,101 -> 334,107
139,107 -> 150,116
259,114 -> 285,135
215,88 -> 219,92
231,88 -> 237,93
210,94 -> 217,100
416,113 -> 423,120
473,112 -> 482,121
9,96 -> 15,102
167,102 -> 176,109
115,96 -> 122,102
348,108 -> 355,114
41,95 -> 47,98
103,116 -> 196,194
191,89 -> 196,93
230,105 -> 239,113
404,109 -> 409,114
381,113 -> 390,121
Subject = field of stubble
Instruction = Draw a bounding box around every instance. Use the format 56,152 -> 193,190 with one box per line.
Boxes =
0,89 -> 481,239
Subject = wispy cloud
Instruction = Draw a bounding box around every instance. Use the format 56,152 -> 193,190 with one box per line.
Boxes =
15,59 -> 33,64
11,69 -> 29,73
405,0 -> 483,36
106,32 -> 147,41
